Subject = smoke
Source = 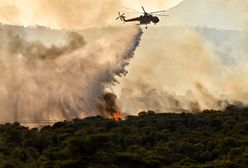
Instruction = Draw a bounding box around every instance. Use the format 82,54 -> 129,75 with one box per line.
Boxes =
116,27 -> 213,113
8,32 -> 86,60
1,0 -> 248,121
0,24 -> 142,124
97,93 -> 120,118
115,26 -> 248,114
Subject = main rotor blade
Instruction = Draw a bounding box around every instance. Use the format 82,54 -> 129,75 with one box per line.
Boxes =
125,11 -> 143,14
142,6 -> 146,13
123,7 -> 141,13
149,10 -> 166,14
154,14 -> 169,16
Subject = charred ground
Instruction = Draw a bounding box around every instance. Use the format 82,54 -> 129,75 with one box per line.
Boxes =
0,105 -> 248,168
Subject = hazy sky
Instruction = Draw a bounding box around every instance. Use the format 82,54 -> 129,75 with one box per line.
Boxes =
0,0 -> 183,29
123,0 -> 184,11
123,0 -> 248,30
0,0 -> 247,30
166,0 -> 248,30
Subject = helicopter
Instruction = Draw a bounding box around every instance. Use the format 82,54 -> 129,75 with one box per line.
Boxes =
116,6 -> 168,29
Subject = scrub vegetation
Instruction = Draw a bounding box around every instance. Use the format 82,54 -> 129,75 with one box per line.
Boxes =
0,105 -> 247,168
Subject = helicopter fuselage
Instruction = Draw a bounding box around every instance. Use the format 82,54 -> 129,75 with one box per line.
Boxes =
123,14 -> 160,25
139,14 -> 160,25
116,6 -> 166,28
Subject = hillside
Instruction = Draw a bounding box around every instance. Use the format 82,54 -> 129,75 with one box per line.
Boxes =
0,105 -> 247,168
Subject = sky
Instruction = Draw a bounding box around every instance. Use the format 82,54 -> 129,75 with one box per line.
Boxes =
166,0 -> 248,30
122,0 -> 184,11
0,0 -> 183,29
0,0 -> 247,30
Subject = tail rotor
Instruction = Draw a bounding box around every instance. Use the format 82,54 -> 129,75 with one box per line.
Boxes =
116,12 -> 125,22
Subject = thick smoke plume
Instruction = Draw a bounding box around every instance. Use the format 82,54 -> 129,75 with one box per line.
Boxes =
116,26 -> 248,114
0,24 -> 142,124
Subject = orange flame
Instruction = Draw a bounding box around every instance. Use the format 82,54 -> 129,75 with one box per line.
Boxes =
112,111 -> 121,121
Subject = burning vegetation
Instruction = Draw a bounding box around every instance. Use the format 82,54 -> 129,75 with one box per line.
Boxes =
112,111 -> 121,121
98,93 -> 122,121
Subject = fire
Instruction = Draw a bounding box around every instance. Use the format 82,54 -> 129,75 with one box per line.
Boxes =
112,111 -> 121,121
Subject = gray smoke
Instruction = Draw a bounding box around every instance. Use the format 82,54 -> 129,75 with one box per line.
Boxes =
0,24 -> 142,124
116,26 -> 248,114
